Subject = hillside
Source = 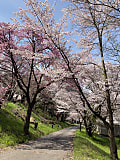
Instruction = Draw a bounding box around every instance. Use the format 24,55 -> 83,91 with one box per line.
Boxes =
0,102 -> 70,149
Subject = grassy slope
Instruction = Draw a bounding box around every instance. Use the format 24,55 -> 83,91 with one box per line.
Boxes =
0,102 -> 70,149
72,130 -> 120,160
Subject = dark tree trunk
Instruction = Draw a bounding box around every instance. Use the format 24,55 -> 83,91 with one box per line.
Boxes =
105,89 -> 118,160
24,104 -> 33,135
108,126 -> 118,160
83,118 -> 93,137
0,101 -> 2,109
86,126 -> 93,137
79,121 -> 82,131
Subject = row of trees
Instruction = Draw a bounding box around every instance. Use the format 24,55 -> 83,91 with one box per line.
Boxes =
0,0 -> 120,159
64,1 -> 120,159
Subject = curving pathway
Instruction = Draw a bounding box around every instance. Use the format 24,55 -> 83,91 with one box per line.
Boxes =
0,126 -> 77,160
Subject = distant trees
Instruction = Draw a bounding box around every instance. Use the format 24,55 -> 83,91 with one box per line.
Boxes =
35,89 -> 57,118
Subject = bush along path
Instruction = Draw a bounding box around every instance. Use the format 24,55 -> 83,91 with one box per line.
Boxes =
0,126 -> 77,160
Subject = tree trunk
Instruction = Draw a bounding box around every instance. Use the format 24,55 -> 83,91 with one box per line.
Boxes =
86,126 -> 93,137
0,102 -> 2,109
79,120 -> 82,132
83,118 -> 93,137
24,104 -> 33,135
108,127 -> 118,160
97,30 -> 118,159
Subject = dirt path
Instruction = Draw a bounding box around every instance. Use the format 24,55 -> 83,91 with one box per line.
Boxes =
0,126 -> 77,160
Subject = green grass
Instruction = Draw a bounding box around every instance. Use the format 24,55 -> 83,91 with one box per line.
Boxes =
72,130 -> 120,160
0,102 -> 70,149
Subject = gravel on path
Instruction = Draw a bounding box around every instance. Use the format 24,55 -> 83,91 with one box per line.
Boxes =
0,126 -> 77,160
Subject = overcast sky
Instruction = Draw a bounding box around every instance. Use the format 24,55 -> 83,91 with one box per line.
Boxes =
0,0 -> 69,23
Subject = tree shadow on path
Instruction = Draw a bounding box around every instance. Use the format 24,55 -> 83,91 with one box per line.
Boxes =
15,126 -> 77,151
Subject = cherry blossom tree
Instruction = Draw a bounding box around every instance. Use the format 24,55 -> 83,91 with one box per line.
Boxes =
0,22 -> 62,135
59,80 -> 97,136
0,22 -> 16,107
11,0 -> 120,158
62,0 -> 120,159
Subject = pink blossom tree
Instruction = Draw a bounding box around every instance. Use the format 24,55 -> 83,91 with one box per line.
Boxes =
0,22 -> 17,107
0,22 -> 62,135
